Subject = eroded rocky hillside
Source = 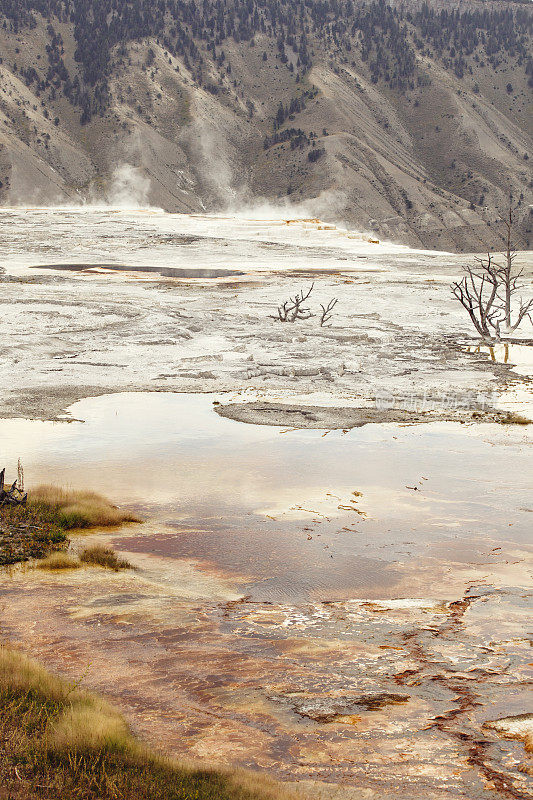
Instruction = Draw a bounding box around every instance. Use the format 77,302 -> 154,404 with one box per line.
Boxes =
0,0 -> 531,250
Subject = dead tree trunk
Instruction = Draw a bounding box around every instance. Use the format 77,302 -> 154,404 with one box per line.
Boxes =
502,203 -> 514,329
494,200 -> 533,333
0,468 -> 27,506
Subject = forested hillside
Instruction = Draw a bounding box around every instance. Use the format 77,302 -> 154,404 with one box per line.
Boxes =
0,0 -> 531,250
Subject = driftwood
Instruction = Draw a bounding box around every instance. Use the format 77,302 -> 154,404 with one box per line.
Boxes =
0,469 -> 27,507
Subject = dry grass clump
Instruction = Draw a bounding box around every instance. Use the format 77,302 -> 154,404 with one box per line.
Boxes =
36,551 -> 81,570
1,484 -> 141,567
0,644 -> 296,800
497,411 -> 531,425
79,544 -> 132,571
29,485 -> 141,530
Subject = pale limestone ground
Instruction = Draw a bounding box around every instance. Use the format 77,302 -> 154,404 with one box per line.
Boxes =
1,211 -> 531,421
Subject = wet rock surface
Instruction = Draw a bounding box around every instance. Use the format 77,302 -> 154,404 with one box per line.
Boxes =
272,692 -> 410,722
32,263 -> 245,278
214,400 -> 528,427
1,544 -> 531,799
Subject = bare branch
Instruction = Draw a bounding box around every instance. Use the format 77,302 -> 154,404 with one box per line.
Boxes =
451,217 -> 532,338
451,254 -> 501,339
319,298 -> 338,327
274,283 -> 315,322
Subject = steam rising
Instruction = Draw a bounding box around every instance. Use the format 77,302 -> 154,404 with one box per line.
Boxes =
187,118 -> 240,206
226,189 -> 349,225
105,164 -> 152,208
185,118 -> 355,231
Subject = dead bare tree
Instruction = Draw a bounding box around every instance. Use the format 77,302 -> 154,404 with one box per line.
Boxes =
500,201 -> 516,329
17,458 -> 24,493
491,201 -> 533,333
452,201 -> 532,338
451,254 -> 502,340
319,298 -> 338,327
494,265 -> 533,333
275,283 -> 315,322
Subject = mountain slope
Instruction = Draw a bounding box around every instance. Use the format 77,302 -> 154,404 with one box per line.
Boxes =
0,0 -> 531,251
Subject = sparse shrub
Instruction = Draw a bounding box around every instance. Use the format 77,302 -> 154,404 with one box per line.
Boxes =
79,545 -> 133,571
308,147 -> 325,162
273,285 -> 339,326
274,283 -> 314,322
497,411 -> 530,425
319,298 -> 338,327
0,503 -> 68,566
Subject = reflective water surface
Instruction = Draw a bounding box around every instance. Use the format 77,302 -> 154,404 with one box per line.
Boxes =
1,392 -> 531,602
1,392 -> 532,798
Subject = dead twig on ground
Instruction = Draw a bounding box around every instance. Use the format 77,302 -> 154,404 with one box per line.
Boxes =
273,283 -> 315,322
319,298 -> 338,327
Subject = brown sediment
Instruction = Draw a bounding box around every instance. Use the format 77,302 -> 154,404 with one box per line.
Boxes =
484,716 -> 533,756
214,401 -> 531,429
277,692 -> 410,723
396,592 -> 533,799
467,741 -> 533,800
0,546 -> 531,799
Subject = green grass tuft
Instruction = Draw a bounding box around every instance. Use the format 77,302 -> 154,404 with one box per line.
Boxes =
36,551 -> 81,570
0,644 -> 295,800
29,485 -> 141,529
79,545 -> 133,571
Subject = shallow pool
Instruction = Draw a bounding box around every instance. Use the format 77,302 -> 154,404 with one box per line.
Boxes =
1,392 -> 531,602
